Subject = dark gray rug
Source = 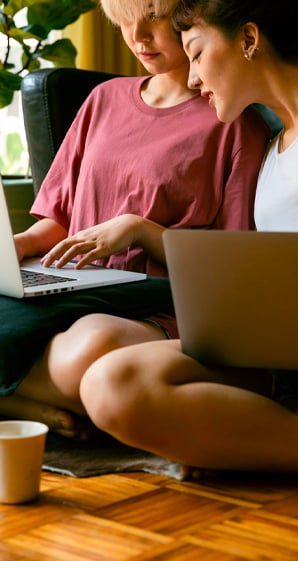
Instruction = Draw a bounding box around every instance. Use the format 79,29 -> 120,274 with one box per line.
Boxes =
43,431 -> 183,480
42,433 -> 298,485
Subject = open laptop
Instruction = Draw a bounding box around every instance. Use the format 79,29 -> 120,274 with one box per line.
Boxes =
0,176 -> 146,298
163,229 -> 298,370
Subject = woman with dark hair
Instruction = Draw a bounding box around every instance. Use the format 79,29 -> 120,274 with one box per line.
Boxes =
79,0 -> 298,473
0,0 -> 269,438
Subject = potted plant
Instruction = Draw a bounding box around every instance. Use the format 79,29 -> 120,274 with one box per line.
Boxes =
0,0 -> 97,107
0,0 -> 97,232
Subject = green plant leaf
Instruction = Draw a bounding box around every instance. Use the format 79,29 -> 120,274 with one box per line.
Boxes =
7,25 -> 47,41
20,23 -> 48,40
37,38 -> 77,67
0,68 -> 22,88
0,86 -> 14,108
0,69 -> 22,108
3,0 -> 50,18
21,50 -> 41,71
0,0 -> 96,107
0,12 -> 6,28
27,0 -> 97,34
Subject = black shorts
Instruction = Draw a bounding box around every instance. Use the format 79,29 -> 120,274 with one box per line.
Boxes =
0,277 -> 174,396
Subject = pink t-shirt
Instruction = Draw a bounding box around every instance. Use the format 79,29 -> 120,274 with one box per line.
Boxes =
31,76 -> 270,336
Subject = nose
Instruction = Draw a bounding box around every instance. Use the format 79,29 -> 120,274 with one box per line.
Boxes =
132,20 -> 152,42
188,70 -> 202,90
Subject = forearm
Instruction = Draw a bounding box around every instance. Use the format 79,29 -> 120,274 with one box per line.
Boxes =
132,215 -> 166,266
39,214 -> 167,269
14,218 -> 68,261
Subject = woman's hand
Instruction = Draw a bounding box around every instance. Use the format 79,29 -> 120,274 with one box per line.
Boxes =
41,214 -> 166,269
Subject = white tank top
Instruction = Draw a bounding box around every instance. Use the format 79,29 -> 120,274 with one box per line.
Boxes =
254,133 -> 298,231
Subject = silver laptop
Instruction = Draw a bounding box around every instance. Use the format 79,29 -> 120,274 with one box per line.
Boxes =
163,229 -> 298,370
0,176 -> 146,298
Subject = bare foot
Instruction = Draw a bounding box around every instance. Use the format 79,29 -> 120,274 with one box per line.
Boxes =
0,394 -> 98,440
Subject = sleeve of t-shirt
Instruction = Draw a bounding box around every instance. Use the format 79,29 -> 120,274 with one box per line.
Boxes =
30,89 -> 97,230
213,107 -> 271,231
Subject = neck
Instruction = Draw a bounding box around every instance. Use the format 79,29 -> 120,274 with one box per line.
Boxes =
259,60 -> 298,131
141,71 -> 199,108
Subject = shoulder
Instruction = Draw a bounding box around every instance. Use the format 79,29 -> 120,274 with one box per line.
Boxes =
240,105 -> 278,139
69,76 -> 143,123
74,76 -> 145,115
88,76 -> 144,98
251,104 -> 283,138
218,106 -> 272,152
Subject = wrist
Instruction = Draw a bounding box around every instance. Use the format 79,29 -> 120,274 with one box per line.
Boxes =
14,232 -> 31,261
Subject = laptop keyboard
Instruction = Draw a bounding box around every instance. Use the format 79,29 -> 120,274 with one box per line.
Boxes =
21,269 -> 77,287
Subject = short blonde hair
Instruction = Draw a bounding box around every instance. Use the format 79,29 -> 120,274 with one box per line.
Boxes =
100,0 -> 178,26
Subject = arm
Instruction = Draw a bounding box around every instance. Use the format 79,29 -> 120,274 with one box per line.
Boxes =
213,108 -> 270,230
213,146 -> 258,230
14,218 -> 68,262
41,214 -> 166,269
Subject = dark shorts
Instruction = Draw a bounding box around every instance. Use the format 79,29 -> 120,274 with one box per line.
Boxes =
0,277 -> 174,396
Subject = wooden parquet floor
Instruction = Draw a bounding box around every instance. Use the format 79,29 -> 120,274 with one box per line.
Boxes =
0,469 -> 298,561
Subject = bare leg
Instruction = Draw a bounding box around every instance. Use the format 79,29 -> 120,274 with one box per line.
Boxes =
0,314 -> 167,437
80,339 -> 298,472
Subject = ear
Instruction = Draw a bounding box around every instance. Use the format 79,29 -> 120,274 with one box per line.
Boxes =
240,22 -> 260,59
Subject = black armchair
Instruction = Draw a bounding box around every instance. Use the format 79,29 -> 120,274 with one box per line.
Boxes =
21,67 -> 120,195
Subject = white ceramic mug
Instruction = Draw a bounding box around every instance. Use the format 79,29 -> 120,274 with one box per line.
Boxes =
0,420 -> 48,504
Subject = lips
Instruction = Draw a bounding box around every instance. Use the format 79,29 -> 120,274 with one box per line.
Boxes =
138,51 -> 159,60
201,89 -> 211,99
201,90 -> 214,107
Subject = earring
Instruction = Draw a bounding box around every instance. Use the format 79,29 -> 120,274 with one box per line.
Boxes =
244,47 -> 259,60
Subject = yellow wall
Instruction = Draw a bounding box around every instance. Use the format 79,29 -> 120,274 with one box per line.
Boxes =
64,10 -> 146,77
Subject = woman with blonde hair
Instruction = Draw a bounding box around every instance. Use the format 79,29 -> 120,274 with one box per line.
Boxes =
0,0 -> 269,438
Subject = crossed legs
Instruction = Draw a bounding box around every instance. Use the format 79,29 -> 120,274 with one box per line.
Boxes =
80,339 -> 298,472
0,314 -> 167,438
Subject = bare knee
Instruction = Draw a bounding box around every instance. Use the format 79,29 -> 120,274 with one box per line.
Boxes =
80,347 -> 151,445
59,314 -> 128,359
80,339 -> 192,448
53,313 -> 164,374
49,314 -> 132,392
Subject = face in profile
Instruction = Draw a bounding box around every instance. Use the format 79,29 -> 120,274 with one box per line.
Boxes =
182,19 -> 257,122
